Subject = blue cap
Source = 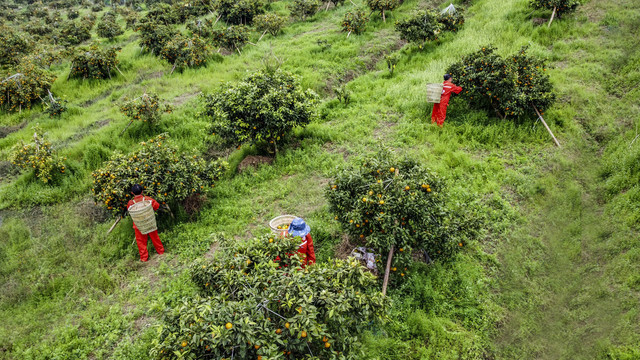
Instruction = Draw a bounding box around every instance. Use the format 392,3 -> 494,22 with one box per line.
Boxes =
288,217 -> 310,237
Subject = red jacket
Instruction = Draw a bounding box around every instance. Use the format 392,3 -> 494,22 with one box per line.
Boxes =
440,80 -> 463,105
127,195 -> 160,230
297,233 -> 316,266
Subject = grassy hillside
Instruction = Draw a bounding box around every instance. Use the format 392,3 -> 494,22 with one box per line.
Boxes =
1,0 -> 639,359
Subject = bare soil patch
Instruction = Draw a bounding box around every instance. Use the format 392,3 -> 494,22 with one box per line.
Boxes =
237,155 -> 274,173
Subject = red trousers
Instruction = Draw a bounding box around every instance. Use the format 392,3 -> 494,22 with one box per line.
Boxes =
431,102 -> 449,126
134,229 -> 164,262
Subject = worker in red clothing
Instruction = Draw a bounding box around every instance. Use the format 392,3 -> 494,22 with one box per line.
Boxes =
127,184 -> 165,262
286,217 -> 316,267
431,74 -> 463,127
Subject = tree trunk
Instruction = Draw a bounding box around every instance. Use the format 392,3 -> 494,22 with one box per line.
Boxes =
382,245 -> 395,296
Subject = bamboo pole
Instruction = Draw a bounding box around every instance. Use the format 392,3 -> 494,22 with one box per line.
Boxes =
547,6 -> 557,27
533,106 -> 561,147
107,216 -> 122,234
381,245 -> 394,296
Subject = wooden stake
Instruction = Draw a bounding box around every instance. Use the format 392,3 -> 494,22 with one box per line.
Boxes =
381,245 -> 395,296
258,30 -> 267,42
347,30 -> 352,38
547,6 -> 556,28
382,10 -> 386,23
107,216 -> 122,235
325,1 -> 330,11
533,106 -> 561,147
213,14 -> 221,26
120,120 -> 134,135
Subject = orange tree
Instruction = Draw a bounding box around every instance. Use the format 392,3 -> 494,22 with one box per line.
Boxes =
446,45 -> 556,119
159,34 -> 210,72
10,127 -> 66,184
341,9 -> 369,36
326,150 -> 464,287
151,235 -> 388,359
530,0 -> 580,20
96,16 -> 124,39
91,134 -> 227,216
290,0 -> 320,21
438,7 -> 465,32
201,69 -> 318,154
0,26 -> 33,66
253,13 -> 287,37
395,9 -> 442,47
0,61 -> 57,112
136,19 -> 178,56
211,25 -> 250,53
59,20 -> 92,45
119,92 -> 173,132
69,45 -> 121,80
366,0 -> 398,22
215,0 -> 264,25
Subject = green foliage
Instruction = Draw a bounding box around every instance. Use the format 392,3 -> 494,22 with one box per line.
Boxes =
137,20 -> 178,56
91,3 -> 103,12
69,45 -> 121,80
124,12 -> 139,30
395,10 -> 442,46
145,3 -> 181,25
446,45 -> 556,119
342,9 -> 369,35
67,8 -> 79,19
160,34 -> 210,70
326,150 -> 467,276
60,20 -> 92,45
335,84 -> 351,105
385,52 -> 399,75
0,61 -> 56,112
211,25 -> 249,52
253,13 -> 287,36
119,92 -> 173,129
366,0 -> 398,21
91,134 -> 228,215
96,17 -> 124,39
10,127 -> 66,184
289,0 -> 321,21
215,0 -> 264,25
152,235 -> 389,359
438,9 -> 465,32
44,93 -> 68,118
23,18 -> 55,38
186,18 -> 215,37
22,46 -> 63,69
530,0 -> 580,18
0,26 -> 33,66
202,69 -> 318,153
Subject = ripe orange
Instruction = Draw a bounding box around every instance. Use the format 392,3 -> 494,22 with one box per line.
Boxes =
379,200 -> 384,205
399,248 -> 403,252
322,336 -> 328,342
276,328 -> 282,334
254,345 -> 260,350
301,331 -> 307,338
269,238 -> 273,243
389,167 -> 395,172
225,322 -> 232,330
181,341 -> 187,347
405,186 -> 410,190
392,267 -> 397,271
285,322 -> 290,329
325,342 -> 331,348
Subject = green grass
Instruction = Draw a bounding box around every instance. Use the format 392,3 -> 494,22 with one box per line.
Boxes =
1,0 -> 640,358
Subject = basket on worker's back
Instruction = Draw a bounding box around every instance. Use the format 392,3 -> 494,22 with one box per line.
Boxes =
269,214 -> 296,234
426,83 -> 444,103
128,200 -> 157,234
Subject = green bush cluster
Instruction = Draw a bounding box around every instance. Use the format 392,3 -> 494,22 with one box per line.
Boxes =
215,0 -> 264,25
60,20 -> 92,45
211,25 -> 250,52
366,0 -> 399,22
0,61 -> 56,112
152,235 -> 388,359
530,0 -> 580,18
253,13 -> 287,37
96,15 -> 124,40
342,9 -> 369,35
160,34 -> 210,71
289,0 -> 320,21
0,26 -> 33,66
119,92 -> 173,130
137,20 -> 178,56
10,127 -> 66,184
69,45 -> 121,80
202,69 -> 318,153
446,45 -> 556,119
395,10 -> 442,46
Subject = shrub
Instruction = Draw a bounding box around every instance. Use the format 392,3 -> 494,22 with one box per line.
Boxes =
119,92 -> 173,131
91,134 -> 227,215
96,17 -> 125,39
151,235 -> 388,360
124,12 -> 139,29
171,0 -> 210,23
211,25 -> 249,53
23,19 -> 54,37
159,34 -> 210,72
10,127 -> 66,184
145,3 -> 180,25
395,9 -> 442,46
342,9 -> 369,36
202,69 -> 318,153
0,62 -> 56,112
335,84 -> 351,105
329,0 -> 347,7
69,45 -> 121,80
326,150 -> 464,286
43,91 -> 68,118
446,45 -> 556,119
0,27 -> 33,66
80,13 -> 97,29
22,46 -> 63,69
67,8 -> 79,19
530,0 -> 580,19
289,0 -> 320,21
253,13 -> 287,37
366,0 -> 399,22
137,20 -> 178,55
186,18 -> 214,38
385,52 -> 399,75
215,0 -> 264,25
438,8 -> 465,32
91,3 -> 102,12
60,20 -> 92,45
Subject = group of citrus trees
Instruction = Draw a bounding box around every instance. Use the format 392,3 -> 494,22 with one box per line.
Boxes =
9,127 -> 66,184
152,235 -> 388,359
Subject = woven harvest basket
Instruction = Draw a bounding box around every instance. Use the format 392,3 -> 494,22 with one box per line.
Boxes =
128,200 -> 157,235
426,83 -> 444,103
269,214 -> 296,234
